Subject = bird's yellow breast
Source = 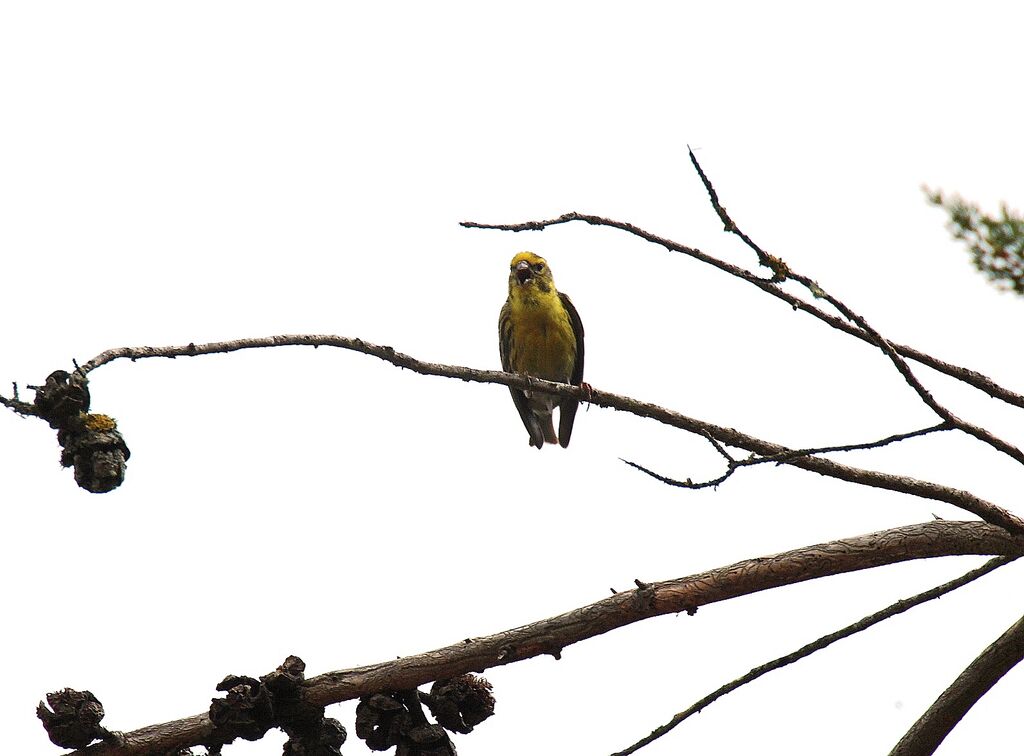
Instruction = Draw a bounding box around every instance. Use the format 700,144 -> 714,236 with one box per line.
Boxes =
505,286 -> 577,383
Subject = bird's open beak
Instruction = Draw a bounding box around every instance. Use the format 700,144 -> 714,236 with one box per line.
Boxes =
515,260 -> 532,285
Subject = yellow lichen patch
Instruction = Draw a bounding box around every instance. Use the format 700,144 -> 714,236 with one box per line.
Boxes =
83,413 -> 118,432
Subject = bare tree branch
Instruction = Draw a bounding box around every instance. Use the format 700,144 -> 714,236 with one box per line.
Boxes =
460,213 -> 1024,413
684,147 -> 1024,467
3,334 -> 1017,531
889,609 -> 1024,756
65,520 -> 1024,756
613,554 -> 1017,756
0,388 -> 39,417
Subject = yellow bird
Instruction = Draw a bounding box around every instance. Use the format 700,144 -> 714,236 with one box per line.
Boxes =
499,251 -> 585,448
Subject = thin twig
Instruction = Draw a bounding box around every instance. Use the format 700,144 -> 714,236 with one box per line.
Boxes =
764,422 -> 953,464
700,429 -> 737,463
620,429 -> 743,489
612,554 -> 1018,756
67,521 -> 1024,756
625,423 -> 954,489
460,213 -> 1024,412
6,333 -> 1015,532
686,144 -> 787,278
620,457 -> 735,490
889,609 -> 1024,756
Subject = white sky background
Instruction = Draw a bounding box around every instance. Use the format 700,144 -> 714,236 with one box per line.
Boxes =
3,2 -> 1024,754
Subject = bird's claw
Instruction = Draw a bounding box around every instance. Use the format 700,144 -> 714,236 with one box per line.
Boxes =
579,382 -> 594,403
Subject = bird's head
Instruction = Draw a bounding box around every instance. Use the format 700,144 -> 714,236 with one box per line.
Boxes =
508,251 -> 554,294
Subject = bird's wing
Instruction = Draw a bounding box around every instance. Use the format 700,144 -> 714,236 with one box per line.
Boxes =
560,292 -> 585,386
557,291 -> 585,447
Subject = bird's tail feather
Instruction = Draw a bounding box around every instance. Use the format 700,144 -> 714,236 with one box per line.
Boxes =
541,414 -> 558,445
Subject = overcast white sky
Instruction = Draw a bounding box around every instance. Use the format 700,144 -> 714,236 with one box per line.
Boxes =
3,3 -> 1024,754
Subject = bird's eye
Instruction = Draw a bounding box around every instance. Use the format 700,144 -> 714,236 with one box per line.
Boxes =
532,263 -> 545,272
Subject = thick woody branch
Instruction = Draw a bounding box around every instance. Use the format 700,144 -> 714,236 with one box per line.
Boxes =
68,520 -> 1024,756
889,610 -> 1024,756
460,213 -> 1024,413
28,334 -> 1014,532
